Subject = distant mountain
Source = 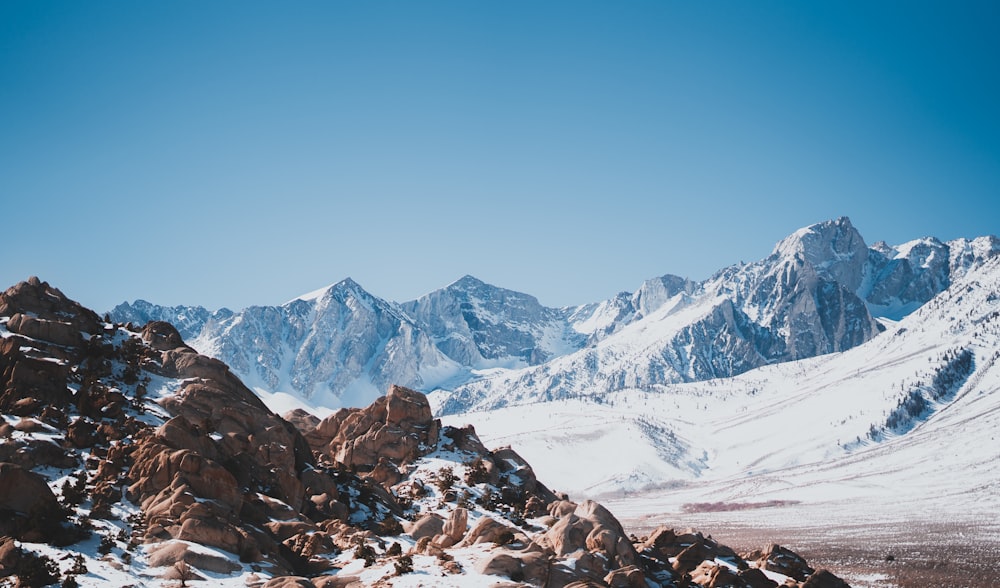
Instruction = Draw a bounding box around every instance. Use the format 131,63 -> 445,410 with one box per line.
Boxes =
400,275 -> 585,367
439,218 -> 998,413
452,251 -> 1000,505
110,217 -> 999,411
109,298 -> 233,341
113,278 -> 464,409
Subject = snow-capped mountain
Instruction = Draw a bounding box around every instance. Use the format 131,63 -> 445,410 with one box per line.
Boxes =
400,275 -> 585,367
450,252 -> 1000,511
110,217 -> 999,412
114,278 -> 465,409
440,218 -> 998,414
109,298 -> 233,341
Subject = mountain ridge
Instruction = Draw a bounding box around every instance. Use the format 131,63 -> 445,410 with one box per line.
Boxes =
109,217 -> 1000,412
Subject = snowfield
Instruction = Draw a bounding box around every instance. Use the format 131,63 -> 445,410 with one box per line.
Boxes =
443,256 -> 1000,541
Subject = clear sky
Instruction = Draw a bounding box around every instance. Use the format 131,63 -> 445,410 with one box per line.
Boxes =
2,1 -> 998,312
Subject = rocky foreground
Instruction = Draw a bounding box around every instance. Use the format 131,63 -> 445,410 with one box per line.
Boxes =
0,277 -> 850,587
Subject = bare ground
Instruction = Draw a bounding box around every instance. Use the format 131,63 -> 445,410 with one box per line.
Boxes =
622,510 -> 1000,588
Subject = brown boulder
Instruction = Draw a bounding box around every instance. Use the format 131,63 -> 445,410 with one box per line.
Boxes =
491,446 -> 541,493
312,576 -> 362,588
306,385 -> 440,475
153,380 -> 310,512
146,540 -> 241,574
407,514 -> 445,541
5,312 -> 81,347
542,514 -> 590,556
540,500 -> 638,573
476,551 -> 524,581
265,520 -> 318,542
604,565 -> 647,588
691,561 -> 744,588
385,384 -> 433,428
801,569 -> 851,588
128,445 -> 241,511
140,320 -> 190,352
442,506 -> 469,543
672,540 -> 710,575
0,352 -> 71,411
751,543 -> 814,581
0,462 -> 65,542
285,408 -> 321,436
66,417 -> 99,448
0,536 -> 21,575
0,278 -> 101,336
156,415 -> 220,459
740,567 -> 779,588
548,499 -> 577,518
640,526 -> 680,559
0,461 -> 60,515
175,516 -> 248,556
459,516 -> 519,546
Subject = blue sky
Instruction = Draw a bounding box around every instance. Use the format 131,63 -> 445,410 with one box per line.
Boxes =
2,1 -> 998,312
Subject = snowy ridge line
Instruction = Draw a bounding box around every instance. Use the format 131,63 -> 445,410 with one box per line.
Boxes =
108,218 -> 999,414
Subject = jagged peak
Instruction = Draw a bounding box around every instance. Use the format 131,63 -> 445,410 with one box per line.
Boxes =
0,276 -> 102,332
892,236 -> 947,261
450,274 -> 486,288
438,274 -> 543,306
771,216 -> 867,270
287,277 -> 370,305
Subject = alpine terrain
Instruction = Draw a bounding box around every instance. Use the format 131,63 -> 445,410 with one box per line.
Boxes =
0,277 -> 853,587
110,218 -> 999,417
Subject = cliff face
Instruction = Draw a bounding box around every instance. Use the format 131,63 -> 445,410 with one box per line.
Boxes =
0,277 -> 847,587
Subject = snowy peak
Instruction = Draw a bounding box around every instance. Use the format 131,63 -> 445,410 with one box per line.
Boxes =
771,216 -> 869,290
632,274 -> 695,317
109,299 -> 234,341
291,277 -> 372,306
439,274 -> 547,314
862,233 -> 999,320
402,275 -> 583,368
948,234 -> 1000,277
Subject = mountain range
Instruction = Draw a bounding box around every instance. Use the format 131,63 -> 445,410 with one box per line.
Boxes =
0,276 -> 854,587
110,217 -> 1000,415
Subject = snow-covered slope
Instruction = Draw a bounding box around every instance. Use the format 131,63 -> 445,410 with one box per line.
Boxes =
443,255 -> 1000,511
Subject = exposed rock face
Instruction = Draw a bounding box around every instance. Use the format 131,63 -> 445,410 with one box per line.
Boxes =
0,279 -> 330,573
306,384 -> 440,476
0,462 -> 64,542
801,569 -> 852,587
115,279 -> 460,409
746,543 -> 816,581
0,277 -> 102,341
401,274 -> 585,366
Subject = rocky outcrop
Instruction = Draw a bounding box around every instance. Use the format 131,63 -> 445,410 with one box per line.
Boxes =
0,462 -> 65,542
746,543 -> 815,581
305,384 -> 440,478
0,277 -> 101,340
